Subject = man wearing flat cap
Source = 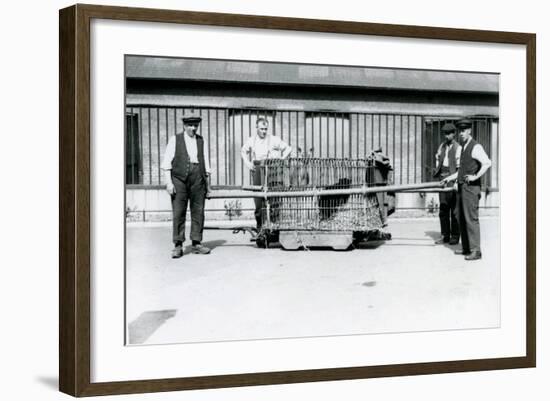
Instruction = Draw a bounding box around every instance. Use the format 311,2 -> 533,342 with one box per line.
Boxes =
441,119 -> 492,261
161,111 -> 211,258
433,122 -> 461,245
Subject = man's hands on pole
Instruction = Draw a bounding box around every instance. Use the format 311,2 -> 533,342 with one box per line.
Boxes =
440,172 -> 459,191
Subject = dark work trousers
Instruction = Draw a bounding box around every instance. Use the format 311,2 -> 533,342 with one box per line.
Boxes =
171,164 -> 207,244
438,179 -> 460,241
456,183 -> 481,253
252,162 -> 263,230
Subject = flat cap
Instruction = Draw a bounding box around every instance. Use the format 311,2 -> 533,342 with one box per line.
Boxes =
181,110 -> 202,123
441,122 -> 456,133
456,119 -> 473,129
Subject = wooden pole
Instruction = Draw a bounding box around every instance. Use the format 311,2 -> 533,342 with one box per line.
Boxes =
207,181 -> 444,199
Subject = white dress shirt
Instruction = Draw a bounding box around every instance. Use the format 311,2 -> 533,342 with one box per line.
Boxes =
435,142 -> 462,168
161,133 -> 211,174
462,138 -> 492,168
240,134 -> 291,165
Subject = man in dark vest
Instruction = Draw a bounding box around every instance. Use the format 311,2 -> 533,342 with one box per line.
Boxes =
161,111 -> 211,258
441,119 -> 492,261
433,122 -> 461,245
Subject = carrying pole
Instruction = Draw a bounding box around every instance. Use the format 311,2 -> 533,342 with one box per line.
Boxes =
207,181 -> 445,199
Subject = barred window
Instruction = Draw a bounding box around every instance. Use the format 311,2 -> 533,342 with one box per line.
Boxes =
125,113 -> 142,185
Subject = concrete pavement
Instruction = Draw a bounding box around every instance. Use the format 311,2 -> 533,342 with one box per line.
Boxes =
126,216 -> 500,345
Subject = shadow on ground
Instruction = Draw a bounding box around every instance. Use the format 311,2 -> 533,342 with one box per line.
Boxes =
354,240 -> 385,250
128,309 -> 177,344
424,230 -> 441,240
424,230 -> 461,252
182,239 -> 227,255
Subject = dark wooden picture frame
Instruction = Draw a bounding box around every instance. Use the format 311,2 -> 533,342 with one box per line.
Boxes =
59,3 -> 536,397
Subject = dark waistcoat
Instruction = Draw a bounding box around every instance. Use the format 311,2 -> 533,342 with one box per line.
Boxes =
458,138 -> 481,186
435,140 -> 459,177
171,134 -> 207,180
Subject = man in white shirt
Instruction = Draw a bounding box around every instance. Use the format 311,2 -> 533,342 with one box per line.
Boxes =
240,117 -> 292,232
433,122 -> 462,245
161,111 -> 211,258
441,119 -> 492,261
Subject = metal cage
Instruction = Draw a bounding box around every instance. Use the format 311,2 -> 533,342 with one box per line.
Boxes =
258,156 -> 392,233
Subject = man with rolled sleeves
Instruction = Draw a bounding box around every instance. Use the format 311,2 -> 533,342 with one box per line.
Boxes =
441,119 -> 492,261
433,122 -> 461,245
161,111 -> 211,258
240,117 -> 292,235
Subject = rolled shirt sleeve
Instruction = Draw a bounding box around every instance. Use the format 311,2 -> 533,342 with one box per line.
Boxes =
241,137 -> 250,161
161,135 -> 176,171
278,137 -> 292,158
471,143 -> 492,168
271,136 -> 292,158
241,137 -> 254,169
435,144 -> 442,166
202,138 -> 211,175
455,144 -> 462,167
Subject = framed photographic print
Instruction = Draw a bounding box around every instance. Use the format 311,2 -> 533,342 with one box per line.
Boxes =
59,4 -> 536,397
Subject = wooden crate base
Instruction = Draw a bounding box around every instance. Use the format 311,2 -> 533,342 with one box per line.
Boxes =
278,230 -> 353,250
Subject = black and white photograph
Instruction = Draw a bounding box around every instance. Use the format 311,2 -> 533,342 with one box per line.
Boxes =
2,0 -> 546,398
124,55 -> 500,346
